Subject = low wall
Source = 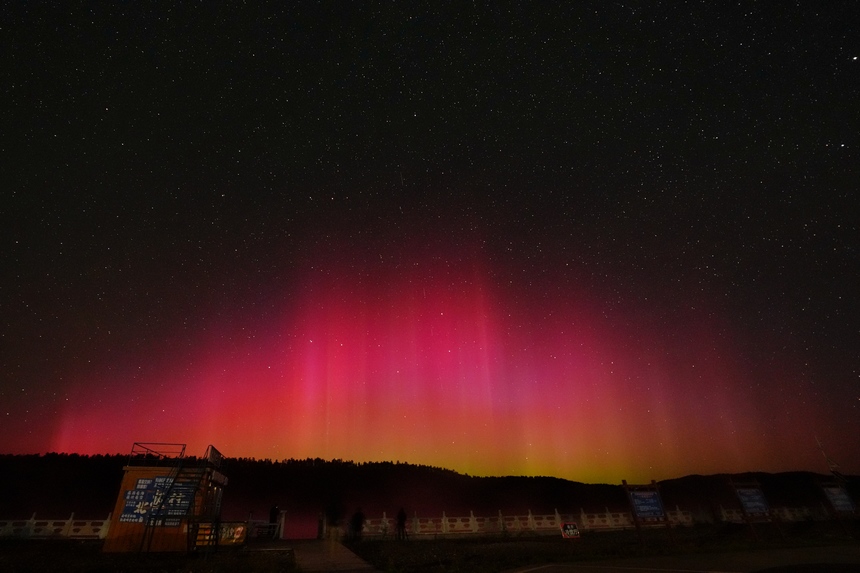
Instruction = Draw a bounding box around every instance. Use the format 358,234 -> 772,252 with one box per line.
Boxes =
0,513 -> 112,539
335,507 -> 696,539
1,504 -> 829,542
720,506 -> 817,523
576,506 -> 693,530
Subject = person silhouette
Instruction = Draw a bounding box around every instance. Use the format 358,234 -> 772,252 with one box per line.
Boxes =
350,508 -> 366,541
269,505 -> 280,539
396,507 -> 408,540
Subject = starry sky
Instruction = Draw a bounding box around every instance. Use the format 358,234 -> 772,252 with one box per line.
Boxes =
2,2 -> 858,484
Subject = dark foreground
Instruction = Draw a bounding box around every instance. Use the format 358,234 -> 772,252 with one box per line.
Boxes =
347,520 -> 860,572
1,520 -> 858,572
0,540 -> 296,572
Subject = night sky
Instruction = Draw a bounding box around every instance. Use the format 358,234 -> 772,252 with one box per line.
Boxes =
2,2 -> 858,484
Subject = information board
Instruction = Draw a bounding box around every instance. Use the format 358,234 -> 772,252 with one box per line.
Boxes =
736,487 -> 769,515
218,522 -> 248,545
119,476 -> 194,527
629,489 -> 665,519
823,486 -> 856,513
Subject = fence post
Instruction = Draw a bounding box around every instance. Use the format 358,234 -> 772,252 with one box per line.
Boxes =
101,513 -> 112,539
62,513 -> 74,537
379,511 -> 390,537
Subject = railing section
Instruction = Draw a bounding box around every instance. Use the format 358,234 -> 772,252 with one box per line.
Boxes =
340,507 -> 696,538
0,513 -> 112,539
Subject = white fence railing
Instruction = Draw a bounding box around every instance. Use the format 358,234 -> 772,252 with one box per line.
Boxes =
354,510 -> 566,538
720,506 -> 815,523
1,504 -> 826,541
0,513 -> 112,539
335,507 -> 696,538
577,506 -> 693,530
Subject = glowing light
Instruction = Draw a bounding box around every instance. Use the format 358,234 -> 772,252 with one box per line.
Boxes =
46,239 -> 833,482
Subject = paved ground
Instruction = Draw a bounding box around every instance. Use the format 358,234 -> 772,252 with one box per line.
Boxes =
245,540 -> 860,572
506,545 -> 860,573
251,539 -> 374,572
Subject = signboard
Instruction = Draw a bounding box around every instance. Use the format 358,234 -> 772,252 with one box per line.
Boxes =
560,522 -> 580,538
219,522 -> 248,545
823,486 -> 856,513
119,476 -> 195,527
736,487 -> 769,515
629,489 -> 665,519
193,522 -> 247,547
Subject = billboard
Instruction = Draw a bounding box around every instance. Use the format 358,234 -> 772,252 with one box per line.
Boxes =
823,486 -> 855,513
628,489 -> 665,519
736,487 -> 769,515
119,476 -> 195,527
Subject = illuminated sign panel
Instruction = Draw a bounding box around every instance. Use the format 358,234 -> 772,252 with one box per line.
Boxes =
561,522 -> 580,538
119,476 -> 195,527
629,489 -> 665,519
823,486 -> 855,513
736,487 -> 769,515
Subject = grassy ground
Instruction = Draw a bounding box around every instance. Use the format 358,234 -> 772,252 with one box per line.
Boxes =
346,520 -> 860,573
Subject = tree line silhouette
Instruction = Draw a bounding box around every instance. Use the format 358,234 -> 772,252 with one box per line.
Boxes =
1,454 -> 855,524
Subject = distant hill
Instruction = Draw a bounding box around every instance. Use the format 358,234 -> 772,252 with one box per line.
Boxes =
2,454 -> 856,527
223,458 -> 630,523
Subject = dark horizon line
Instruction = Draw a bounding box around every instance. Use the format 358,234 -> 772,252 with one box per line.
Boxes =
0,451 -> 850,484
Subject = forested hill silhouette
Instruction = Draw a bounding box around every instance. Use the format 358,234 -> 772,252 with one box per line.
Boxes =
1,454 -> 856,524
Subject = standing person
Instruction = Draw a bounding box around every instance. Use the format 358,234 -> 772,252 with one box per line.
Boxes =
350,508 -> 366,541
269,505 -> 280,539
396,507 -> 408,540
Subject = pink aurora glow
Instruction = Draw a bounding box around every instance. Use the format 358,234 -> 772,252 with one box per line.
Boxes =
46,239 -> 836,483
